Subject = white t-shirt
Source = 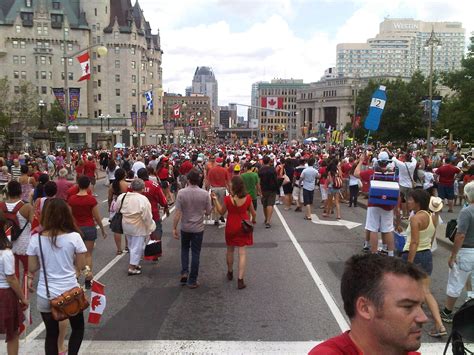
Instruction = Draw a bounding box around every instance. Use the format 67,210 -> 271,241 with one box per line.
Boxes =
131,161 -> 146,177
392,157 -> 417,188
0,249 -> 14,288
27,232 -> 87,299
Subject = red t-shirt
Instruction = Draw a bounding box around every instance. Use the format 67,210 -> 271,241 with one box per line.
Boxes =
66,185 -> 92,199
142,180 -> 167,221
179,161 -> 194,176
83,161 -> 96,178
157,166 -> 170,180
67,194 -> 97,227
359,169 -> 396,211
309,331 -> 421,355
75,165 -> 84,176
341,163 -> 352,179
436,164 -> 461,186
207,166 -> 229,187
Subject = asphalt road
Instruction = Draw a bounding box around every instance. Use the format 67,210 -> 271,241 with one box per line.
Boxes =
20,179 -> 469,354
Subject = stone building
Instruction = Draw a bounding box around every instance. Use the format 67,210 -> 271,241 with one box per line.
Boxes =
0,0 -> 163,149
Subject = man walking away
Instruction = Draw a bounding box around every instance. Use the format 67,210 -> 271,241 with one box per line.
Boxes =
300,157 -> 319,220
173,169 -> 212,288
258,156 -> 279,228
241,162 -> 261,211
206,160 -> 230,225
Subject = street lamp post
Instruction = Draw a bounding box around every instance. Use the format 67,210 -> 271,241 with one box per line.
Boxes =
425,29 -> 441,154
98,114 -> 104,132
38,100 -> 46,130
61,36 -> 107,163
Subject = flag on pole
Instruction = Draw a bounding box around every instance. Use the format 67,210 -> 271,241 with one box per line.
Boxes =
172,104 -> 180,119
261,97 -> 283,110
88,281 -> 106,324
76,52 -> 91,82
144,90 -> 153,110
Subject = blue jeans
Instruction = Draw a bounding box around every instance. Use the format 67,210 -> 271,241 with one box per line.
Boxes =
181,231 -> 204,285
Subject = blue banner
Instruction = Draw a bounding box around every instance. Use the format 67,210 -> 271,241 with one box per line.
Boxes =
364,85 -> 387,131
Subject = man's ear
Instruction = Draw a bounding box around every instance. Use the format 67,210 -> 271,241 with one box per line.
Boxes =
355,296 -> 375,321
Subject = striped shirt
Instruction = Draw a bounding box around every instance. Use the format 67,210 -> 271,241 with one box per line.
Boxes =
11,166 -> 21,181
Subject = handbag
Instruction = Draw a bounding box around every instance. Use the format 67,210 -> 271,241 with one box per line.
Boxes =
38,234 -> 89,321
144,240 -> 162,259
110,192 -> 127,234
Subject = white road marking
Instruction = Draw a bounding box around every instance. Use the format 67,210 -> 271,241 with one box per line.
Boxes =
26,206 -> 176,342
20,340 -> 457,354
275,206 -> 350,332
102,199 -> 108,204
311,214 -> 362,230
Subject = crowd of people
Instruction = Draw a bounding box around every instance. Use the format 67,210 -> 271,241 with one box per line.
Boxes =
0,141 -> 473,354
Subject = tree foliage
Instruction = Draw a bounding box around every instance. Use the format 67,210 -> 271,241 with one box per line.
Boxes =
437,35 -> 474,142
354,71 -> 431,143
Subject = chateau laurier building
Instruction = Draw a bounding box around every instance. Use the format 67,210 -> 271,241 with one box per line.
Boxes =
0,0 -> 163,148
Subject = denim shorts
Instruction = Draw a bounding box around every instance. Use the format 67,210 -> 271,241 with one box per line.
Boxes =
402,249 -> 433,275
303,188 -> 314,206
438,184 -> 455,200
80,226 -> 97,242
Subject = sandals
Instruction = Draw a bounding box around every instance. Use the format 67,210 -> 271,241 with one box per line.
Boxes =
428,327 -> 447,338
304,216 -> 312,220
116,250 -> 123,255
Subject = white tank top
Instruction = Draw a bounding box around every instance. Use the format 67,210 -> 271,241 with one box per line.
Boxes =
7,201 -> 31,255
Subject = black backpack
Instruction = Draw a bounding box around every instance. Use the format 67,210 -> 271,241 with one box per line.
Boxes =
446,219 -> 458,243
0,201 -> 29,241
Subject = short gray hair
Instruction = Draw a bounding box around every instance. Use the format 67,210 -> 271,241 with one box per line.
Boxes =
130,178 -> 145,192
59,168 -> 68,177
464,181 -> 474,203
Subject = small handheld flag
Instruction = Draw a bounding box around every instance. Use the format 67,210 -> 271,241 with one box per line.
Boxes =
88,281 -> 106,324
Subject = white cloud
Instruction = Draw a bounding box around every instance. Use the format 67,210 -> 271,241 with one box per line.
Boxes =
137,0 -> 473,117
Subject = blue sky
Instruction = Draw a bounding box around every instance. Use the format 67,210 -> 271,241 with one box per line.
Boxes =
137,0 -> 472,117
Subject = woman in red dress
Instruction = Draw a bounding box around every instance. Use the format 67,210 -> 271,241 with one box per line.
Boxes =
212,176 -> 256,289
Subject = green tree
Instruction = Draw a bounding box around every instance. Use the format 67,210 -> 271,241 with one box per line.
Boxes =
354,72 -> 431,143
437,35 -> 474,142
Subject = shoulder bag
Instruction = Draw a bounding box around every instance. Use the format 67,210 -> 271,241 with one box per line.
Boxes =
404,163 -> 416,188
38,234 -> 89,321
110,192 -> 127,234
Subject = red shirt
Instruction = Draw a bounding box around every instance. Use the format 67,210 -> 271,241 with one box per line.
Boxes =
207,166 -> 229,187
83,161 -> 96,178
179,160 -> 194,176
67,194 -> 97,227
142,180 -> 167,220
436,164 -> 461,186
309,331 -> 421,355
341,163 -> 352,179
75,165 -> 84,176
66,185 -> 92,199
157,166 -> 170,180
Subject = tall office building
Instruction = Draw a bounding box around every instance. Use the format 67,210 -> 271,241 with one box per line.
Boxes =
257,79 -> 309,143
249,81 -> 267,126
336,18 -> 465,78
191,66 -> 218,126
0,0 -> 163,148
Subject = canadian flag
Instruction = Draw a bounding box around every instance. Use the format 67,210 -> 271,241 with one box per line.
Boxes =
88,281 -> 106,324
77,52 -> 91,82
172,104 -> 180,119
261,97 -> 283,110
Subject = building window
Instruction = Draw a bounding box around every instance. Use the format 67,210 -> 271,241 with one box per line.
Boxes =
37,24 -> 42,35
20,56 -> 26,64
52,1 -> 60,9
130,47 -> 135,55
25,0 -> 32,8
68,58 -> 73,66
149,60 -> 153,67
13,71 -> 19,79
132,104 -> 136,112
97,65 -> 101,73
141,63 -> 145,70
43,25 -> 48,35
41,71 -> 47,79
132,75 -> 136,83
48,57 -> 52,65
114,46 -> 120,54
48,72 -> 52,80
116,89 -> 120,96
68,72 -> 73,80
132,33 -> 136,40
20,41 -> 26,49
116,104 -> 121,114
131,61 -> 136,69
15,25 -> 21,33
41,86 -> 47,94
21,71 -> 26,79
12,40 -> 18,48
36,71 -> 39,79
67,43 -> 73,51
115,60 -> 120,68
64,28 -> 69,37
149,72 -> 153,78
115,74 -> 120,82
98,94 -> 102,101
94,8 -> 97,16
92,52 -> 96,60
114,31 -> 119,39
98,80 -> 101,87
131,89 -> 136,96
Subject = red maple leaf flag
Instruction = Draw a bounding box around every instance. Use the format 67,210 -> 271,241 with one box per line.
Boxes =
172,104 -> 180,119
261,97 -> 283,110
77,52 -> 91,82
88,281 -> 106,324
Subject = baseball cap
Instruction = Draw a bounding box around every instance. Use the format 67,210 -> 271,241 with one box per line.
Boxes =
377,151 -> 390,161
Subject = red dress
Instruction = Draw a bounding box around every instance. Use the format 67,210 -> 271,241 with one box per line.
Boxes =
224,195 -> 253,247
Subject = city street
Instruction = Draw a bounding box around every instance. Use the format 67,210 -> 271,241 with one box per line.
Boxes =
20,179 -> 467,354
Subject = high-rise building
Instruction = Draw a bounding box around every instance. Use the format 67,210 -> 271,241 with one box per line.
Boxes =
250,81 -> 267,125
336,18 -> 465,78
219,103 -> 237,129
257,79 -> 309,143
191,66 -> 218,126
185,86 -> 192,96
0,0 -> 163,148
